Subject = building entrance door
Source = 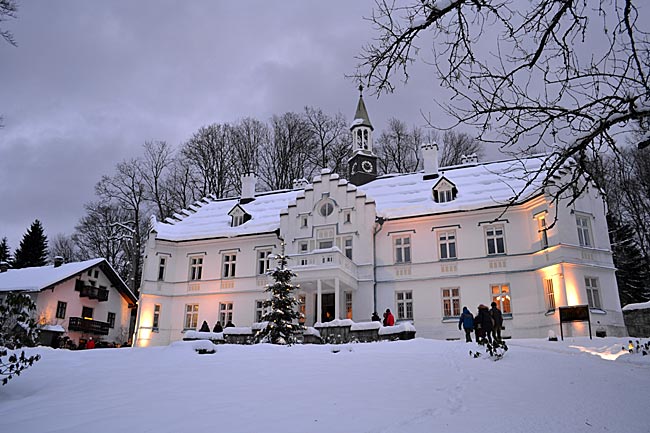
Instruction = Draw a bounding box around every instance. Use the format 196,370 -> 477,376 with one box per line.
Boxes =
315,293 -> 335,322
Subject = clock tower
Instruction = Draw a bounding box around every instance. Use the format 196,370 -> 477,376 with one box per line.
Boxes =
348,85 -> 378,186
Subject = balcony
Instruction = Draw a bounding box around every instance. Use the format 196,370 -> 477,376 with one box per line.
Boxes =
75,280 -> 109,302
68,317 -> 110,335
290,248 -> 358,284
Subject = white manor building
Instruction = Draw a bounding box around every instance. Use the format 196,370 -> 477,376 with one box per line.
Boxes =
134,94 -> 626,346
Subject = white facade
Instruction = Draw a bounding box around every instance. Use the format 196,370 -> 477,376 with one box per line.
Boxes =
0,258 -> 137,346
134,102 -> 625,347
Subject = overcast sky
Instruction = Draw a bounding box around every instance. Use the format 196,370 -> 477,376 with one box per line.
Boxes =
0,1 -> 457,251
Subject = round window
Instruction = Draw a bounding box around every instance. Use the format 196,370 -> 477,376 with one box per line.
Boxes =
319,202 -> 334,217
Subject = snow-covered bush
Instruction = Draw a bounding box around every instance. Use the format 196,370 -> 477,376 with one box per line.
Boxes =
0,292 -> 41,385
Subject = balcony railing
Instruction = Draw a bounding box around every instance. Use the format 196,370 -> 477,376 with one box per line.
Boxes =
291,248 -> 357,277
75,280 -> 109,302
68,317 -> 110,335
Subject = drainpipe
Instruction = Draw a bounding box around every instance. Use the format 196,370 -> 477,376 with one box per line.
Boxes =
372,216 -> 385,314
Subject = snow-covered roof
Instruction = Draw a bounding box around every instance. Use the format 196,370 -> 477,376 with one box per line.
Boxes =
155,189 -> 299,242
0,258 -> 104,292
359,156 -> 548,220
154,156 -> 552,241
0,258 -> 137,305
622,300 -> 650,311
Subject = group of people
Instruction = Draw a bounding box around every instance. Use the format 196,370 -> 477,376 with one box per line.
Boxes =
458,302 -> 503,343
371,309 -> 395,326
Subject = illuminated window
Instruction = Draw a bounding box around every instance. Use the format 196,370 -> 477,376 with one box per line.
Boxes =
189,256 -> 203,281
345,292 -> 353,319
56,301 -> 67,319
153,304 -> 161,331
442,287 -> 461,318
544,279 -> 555,311
158,257 -> 166,281
107,312 -> 116,328
576,215 -> 593,247
184,304 -> 199,329
394,235 -> 412,263
491,284 -> 511,314
298,295 -> 306,324
585,277 -> 601,309
396,291 -> 413,320
219,302 -> 234,324
485,225 -> 506,255
223,253 -> 237,278
257,250 -> 272,275
438,230 -> 457,260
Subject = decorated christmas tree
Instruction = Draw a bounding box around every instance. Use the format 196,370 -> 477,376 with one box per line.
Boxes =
256,243 -> 304,345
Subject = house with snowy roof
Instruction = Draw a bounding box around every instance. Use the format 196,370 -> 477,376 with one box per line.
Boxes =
133,92 -> 626,347
0,258 -> 137,347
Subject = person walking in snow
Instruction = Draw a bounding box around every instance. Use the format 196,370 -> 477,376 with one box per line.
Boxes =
458,307 -> 474,343
474,304 -> 493,344
86,337 -> 95,349
489,301 -> 503,342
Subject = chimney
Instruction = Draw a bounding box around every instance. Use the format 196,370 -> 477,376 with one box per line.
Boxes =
54,256 -> 64,268
241,173 -> 256,202
292,178 -> 309,190
421,142 -> 439,180
0,262 -> 8,273
461,153 -> 478,165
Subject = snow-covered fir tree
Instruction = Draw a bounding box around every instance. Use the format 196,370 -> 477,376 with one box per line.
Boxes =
0,237 -> 11,266
255,244 -> 304,345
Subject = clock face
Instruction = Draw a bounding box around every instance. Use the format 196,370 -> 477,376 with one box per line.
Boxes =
361,160 -> 374,173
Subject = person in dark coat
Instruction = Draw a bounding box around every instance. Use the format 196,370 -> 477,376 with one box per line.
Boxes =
475,304 -> 493,344
213,321 -> 223,333
371,312 -> 381,322
384,309 -> 395,326
458,306 -> 474,343
490,301 -> 504,341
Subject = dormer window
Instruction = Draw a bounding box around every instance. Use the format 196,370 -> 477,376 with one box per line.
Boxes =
228,204 -> 251,227
432,177 -> 457,203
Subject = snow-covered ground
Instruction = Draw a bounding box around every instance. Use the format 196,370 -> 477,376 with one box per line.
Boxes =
1,337 -> 648,433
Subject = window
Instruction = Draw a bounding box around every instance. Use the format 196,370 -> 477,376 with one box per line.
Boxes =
107,312 -> 116,328
491,284 -> 511,314
544,278 -> 555,311
82,306 -> 93,319
317,228 -> 334,249
184,304 -> 199,329
158,257 -> 166,281
576,215 -> 593,247
438,230 -> 457,260
319,201 -> 334,217
232,214 -> 244,227
394,235 -> 412,263
345,292 -> 353,319
299,242 -> 309,253
343,237 -> 353,260
438,189 -> 453,203
343,210 -> 351,224
442,288 -> 461,318
319,240 -> 333,249
255,300 -> 266,322
153,304 -> 161,330
298,295 -> 306,324
55,301 -> 67,319
485,225 -> 506,255
223,253 -> 237,278
189,257 -> 203,281
257,250 -> 272,275
219,302 -> 233,324
94,270 -> 99,279
396,291 -> 413,320
301,215 -> 308,228
585,277 -> 602,309
537,215 -> 549,249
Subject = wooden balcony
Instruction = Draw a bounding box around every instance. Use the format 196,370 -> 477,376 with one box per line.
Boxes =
75,280 -> 109,302
68,317 -> 110,335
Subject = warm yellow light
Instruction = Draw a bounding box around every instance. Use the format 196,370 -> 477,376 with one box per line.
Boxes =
137,328 -> 152,347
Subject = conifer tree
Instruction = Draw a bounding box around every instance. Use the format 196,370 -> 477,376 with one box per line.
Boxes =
1,292 -> 41,385
0,237 -> 11,265
256,244 -> 304,345
13,220 -> 49,269
608,215 -> 650,306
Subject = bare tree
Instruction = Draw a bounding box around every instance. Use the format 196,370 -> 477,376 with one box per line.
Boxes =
435,130 -> 484,167
49,233 -> 85,263
375,117 -> 420,174
181,124 -> 236,199
141,140 -> 174,219
0,0 -> 17,47
230,117 -> 267,193
259,112 -> 316,190
356,0 -> 650,206
304,107 -> 351,174
162,156 -> 202,216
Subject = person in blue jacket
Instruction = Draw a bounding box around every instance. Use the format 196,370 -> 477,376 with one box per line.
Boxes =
458,306 -> 475,343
